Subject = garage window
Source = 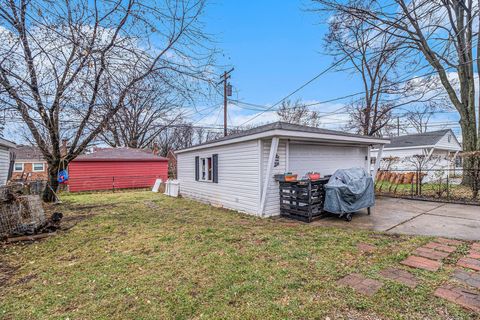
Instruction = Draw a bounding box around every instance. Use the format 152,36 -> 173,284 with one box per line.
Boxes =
201,157 -> 212,181
33,163 -> 45,172
195,154 -> 218,183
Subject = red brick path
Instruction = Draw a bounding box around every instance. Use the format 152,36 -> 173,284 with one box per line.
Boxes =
379,267 -> 418,288
357,242 -> 376,253
457,257 -> 480,271
336,239 -> 480,313
413,247 -> 450,261
401,238 -> 462,272
434,285 -> 480,313
434,242 -> 480,313
453,269 -> 480,289
337,273 -> 383,296
401,255 -> 442,271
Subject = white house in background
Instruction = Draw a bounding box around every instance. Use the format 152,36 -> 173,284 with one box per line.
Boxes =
176,122 -> 389,217
370,129 -> 462,177
0,137 -> 17,186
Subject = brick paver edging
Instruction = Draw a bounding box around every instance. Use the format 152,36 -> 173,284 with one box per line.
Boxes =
337,273 -> 383,297
434,285 -> 480,313
401,255 -> 442,272
379,267 -> 418,288
453,269 -> 480,289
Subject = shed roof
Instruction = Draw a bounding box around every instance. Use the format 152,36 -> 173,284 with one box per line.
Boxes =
13,145 -> 45,161
177,121 -> 389,153
0,137 -> 16,149
74,147 -> 168,162
385,129 -> 454,149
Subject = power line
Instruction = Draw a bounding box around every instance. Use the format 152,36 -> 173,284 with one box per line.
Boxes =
238,56 -> 350,126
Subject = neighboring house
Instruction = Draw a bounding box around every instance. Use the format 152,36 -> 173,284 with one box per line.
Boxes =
176,122 -> 389,217
371,129 -> 462,179
0,137 -> 16,185
11,145 -> 48,181
68,147 -> 168,192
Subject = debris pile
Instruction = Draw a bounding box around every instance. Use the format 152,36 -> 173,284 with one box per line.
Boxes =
0,186 -> 62,242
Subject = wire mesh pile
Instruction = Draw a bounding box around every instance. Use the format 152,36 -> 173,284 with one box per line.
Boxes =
0,186 -> 46,238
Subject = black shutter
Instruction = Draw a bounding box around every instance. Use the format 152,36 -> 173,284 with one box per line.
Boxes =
195,156 -> 199,181
212,154 -> 218,183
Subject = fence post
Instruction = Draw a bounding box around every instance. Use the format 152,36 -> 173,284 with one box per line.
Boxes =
411,175 -> 414,198
112,176 -> 115,193
446,173 -> 450,200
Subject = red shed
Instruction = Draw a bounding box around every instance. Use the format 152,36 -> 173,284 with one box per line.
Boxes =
68,148 -> 168,192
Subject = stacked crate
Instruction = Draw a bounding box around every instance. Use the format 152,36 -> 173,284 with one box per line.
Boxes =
279,178 -> 329,222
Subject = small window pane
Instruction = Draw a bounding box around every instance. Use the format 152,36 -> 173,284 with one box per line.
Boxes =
201,158 -> 206,180
14,163 -> 23,171
207,157 -> 212,181
33,163 -> 44,171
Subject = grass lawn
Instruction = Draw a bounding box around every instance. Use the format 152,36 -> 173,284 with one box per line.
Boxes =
0,191 -> 476,319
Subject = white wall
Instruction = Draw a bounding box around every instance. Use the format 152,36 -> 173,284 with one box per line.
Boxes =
177,140 -> 261,215
261,141 -> 368,217
436,131 -> 462,151
0,146 -> 10,185
288,143 -> 368,177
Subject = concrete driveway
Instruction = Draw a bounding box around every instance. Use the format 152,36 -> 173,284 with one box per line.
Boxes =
313,197 -> 480,240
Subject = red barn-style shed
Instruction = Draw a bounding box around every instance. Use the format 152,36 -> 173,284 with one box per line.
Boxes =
68,148 -> 168,192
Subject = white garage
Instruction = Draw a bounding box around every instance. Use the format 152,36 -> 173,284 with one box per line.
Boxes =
176,122 -> 389,217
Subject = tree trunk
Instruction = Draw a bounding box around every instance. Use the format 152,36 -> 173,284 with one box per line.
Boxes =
460,117 -> 479,187
43,162 -> 59,202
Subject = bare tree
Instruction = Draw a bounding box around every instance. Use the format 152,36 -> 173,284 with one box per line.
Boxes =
98,80 -> 183,149
276,99 -> 321,127
0,0 -> 214,201
405,103 -> 438,134
313,0 -> 479,184
324,7 -> 406,136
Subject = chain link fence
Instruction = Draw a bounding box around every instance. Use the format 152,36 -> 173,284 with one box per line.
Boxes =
375,169 -> 480,205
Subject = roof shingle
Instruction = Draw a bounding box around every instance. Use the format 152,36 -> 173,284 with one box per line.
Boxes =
178,121 -> 389,151
14,145 -> 45,161
385,129 -> 452,149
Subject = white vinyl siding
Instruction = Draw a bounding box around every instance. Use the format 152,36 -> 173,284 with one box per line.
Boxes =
0,146 -> 10,185
177,140 -> 261,214
435,132 -> 462,151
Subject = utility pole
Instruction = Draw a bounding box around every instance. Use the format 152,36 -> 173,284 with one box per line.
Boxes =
218,68 -> 234,136
397,116 -> 400,136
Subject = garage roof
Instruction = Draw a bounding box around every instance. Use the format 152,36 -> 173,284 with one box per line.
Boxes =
74,147 -> 168,162
177,121 -> 389,153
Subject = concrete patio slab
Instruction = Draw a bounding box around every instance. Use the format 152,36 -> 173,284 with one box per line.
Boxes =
388,214 -> 480,240
426,203 -> 480,221
312,197 -> 480,240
